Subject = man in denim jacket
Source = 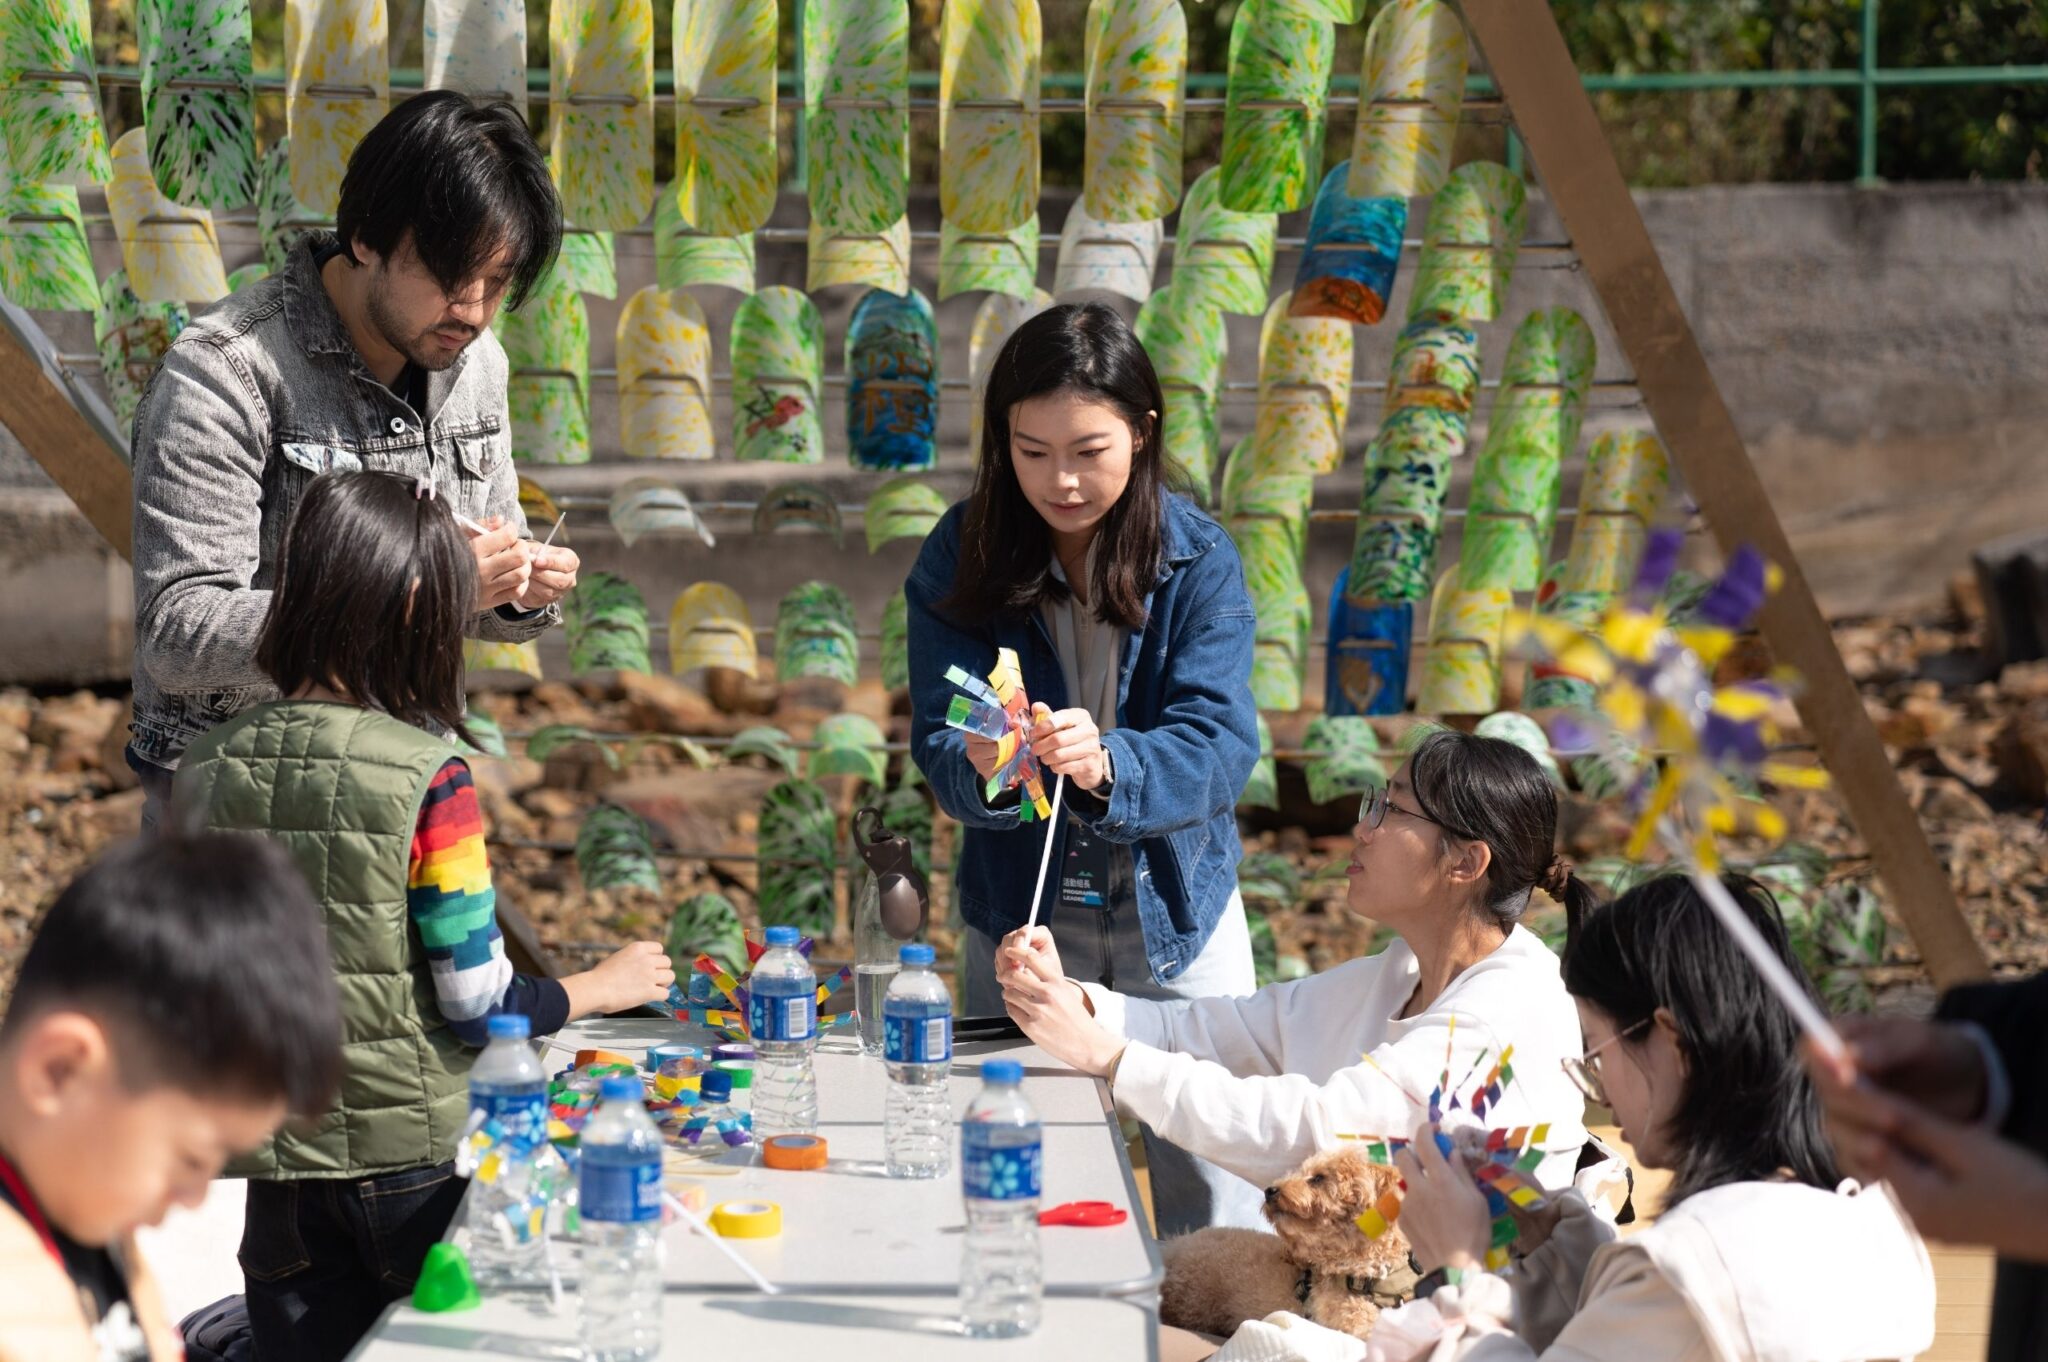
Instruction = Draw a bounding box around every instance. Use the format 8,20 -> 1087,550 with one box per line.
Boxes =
126,94 -> 574,828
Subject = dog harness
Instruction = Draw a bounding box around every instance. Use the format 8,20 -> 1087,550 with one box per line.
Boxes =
1297,1258 -> 1422,1310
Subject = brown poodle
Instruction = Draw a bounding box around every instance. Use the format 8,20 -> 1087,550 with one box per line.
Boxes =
1159,1145 -> 1416,1342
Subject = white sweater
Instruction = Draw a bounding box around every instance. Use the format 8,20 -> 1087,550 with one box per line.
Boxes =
1084,926 -> 1590,1190
1401,1179 -> 1935,1362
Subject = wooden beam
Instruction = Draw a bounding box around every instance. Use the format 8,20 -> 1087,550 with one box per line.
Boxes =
1460,0 -> 1990,989
0,322 -> 132,560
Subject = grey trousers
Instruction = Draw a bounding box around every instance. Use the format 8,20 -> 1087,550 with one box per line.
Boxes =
961,857 -> 1267,1237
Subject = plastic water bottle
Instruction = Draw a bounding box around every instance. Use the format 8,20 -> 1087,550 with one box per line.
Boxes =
748,926 -> 818,1137
465,1015 -> 548,1289
853,872 -> 899,1057
884,944 -> 952,1179
960,1059 -> 1042,1337
578,1076 -> 663,1362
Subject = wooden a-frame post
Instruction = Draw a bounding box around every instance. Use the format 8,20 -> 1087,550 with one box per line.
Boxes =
1460,0 -> 1989,988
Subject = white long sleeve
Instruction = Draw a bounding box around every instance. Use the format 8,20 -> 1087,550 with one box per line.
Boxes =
1082,929 -> 1589,1191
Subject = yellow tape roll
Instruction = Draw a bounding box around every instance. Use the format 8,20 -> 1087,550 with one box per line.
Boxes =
711,1200 -> 783,1239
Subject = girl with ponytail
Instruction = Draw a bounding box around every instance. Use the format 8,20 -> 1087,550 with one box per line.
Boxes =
998,730 -> 1596,1204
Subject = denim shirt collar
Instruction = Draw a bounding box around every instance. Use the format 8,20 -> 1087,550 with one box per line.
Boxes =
1157,492 -> 1223,576
280,233 -> 476,394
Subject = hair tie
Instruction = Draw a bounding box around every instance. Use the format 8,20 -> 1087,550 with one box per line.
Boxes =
1541,856 -> 1574,899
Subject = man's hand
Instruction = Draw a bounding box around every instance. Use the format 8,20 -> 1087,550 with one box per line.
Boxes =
516,542 -> 579,611
469,517 -> 532,612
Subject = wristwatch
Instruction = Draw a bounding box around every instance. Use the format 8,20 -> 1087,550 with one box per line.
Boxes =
1098,746 -> 1115,793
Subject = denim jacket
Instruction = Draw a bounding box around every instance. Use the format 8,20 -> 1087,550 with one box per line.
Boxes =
128,235 -> 556,768
907,493 -> 1259,982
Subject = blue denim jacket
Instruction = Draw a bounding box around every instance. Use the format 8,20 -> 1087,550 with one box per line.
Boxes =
906,493 -> 1259,983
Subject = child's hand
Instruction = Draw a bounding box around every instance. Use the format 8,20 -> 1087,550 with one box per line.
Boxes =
588,941 -> 676,1014
471,517 -> 533,611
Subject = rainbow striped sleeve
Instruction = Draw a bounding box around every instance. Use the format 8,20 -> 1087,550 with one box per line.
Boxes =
409,759 -> 519,1042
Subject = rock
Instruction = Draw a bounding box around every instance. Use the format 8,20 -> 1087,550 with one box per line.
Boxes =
614,671 -> 734,736
30,691 -> 121,775
99,697 -> 137,792
525,682 -> 601,730
704,666 -> 779,716
1950,571 -> 1987,628
521,787 -> 586,822
1999,661 -> 2048,704
1992,701 -> 2048,805
1912,774 -> 1996,825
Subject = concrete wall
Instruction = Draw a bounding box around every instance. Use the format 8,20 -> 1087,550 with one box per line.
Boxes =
5,180 -> 2048,684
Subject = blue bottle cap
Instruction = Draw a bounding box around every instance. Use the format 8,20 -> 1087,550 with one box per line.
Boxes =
599,1075 -> 644,1103
980,1059 -> 1024,1086
700,1069 -> 733,1102
899,943 -> 936,967
764,925 -> 801,948
486,1014 -> 531,1040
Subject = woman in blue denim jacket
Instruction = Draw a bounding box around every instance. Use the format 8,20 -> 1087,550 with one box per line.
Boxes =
906,303 -> 1264,1232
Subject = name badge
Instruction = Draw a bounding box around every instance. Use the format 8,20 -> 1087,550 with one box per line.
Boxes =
1057,817 -> 1115,912
281,442 -> 363,476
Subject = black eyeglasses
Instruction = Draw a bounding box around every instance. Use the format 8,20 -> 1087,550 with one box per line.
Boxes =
1357,785 -> 1474,842
1561,1017 -> 1654,1107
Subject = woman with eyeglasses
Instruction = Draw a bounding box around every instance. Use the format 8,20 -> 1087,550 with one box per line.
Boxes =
1374,873 -> 1934,1362
996,729 -> 1595,1205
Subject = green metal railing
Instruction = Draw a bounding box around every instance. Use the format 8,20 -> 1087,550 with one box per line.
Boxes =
90,0 -> 2048,188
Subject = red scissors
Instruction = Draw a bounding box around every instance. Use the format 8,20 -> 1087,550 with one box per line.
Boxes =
1038,1201 -> 1129,1228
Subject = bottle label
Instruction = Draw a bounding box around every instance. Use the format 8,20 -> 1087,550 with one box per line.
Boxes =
749,989 -> 816,1043
884,1002 -> 952,1065
580,1155 -> 662,1224
471,1090 -> 546,1152
962,1125 -> 1041,1201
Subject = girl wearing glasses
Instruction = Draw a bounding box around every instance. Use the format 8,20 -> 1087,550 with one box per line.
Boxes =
997,730 -> 1595,1213
1378,874 -> 1933,1362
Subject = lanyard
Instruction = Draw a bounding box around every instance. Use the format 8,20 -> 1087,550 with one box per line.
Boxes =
0,1150 -> 63,1268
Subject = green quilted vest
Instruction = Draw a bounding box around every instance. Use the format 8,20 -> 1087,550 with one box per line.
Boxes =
176,700 -> 473,1180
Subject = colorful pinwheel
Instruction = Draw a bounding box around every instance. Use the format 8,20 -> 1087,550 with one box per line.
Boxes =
1512,530 -> 1847,1060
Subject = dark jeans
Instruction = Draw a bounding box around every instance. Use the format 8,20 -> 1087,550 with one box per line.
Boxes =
239,1163 -> 464,1362
126,745 -> 176,835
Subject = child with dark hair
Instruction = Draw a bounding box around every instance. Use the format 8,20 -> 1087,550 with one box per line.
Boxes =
1377,874 -> 1935,1362
174,469 -> 671,1362
0,833 -> 343,1362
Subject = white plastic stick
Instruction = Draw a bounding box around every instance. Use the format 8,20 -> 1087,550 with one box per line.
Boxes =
1661,825 -> 1850,1065
540,511 -> 566,547
662,1190 -> 780,1294
1023,772 -> 1066,936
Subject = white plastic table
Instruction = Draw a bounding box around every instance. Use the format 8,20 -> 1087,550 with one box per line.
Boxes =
530,1015 -> 1163,1298
349,1291 -> 1158,1360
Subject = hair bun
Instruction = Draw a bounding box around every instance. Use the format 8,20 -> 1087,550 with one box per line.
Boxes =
1540,856 -> 1575,899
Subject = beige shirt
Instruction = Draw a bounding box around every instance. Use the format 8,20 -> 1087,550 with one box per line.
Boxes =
1044,545 -> 1126,733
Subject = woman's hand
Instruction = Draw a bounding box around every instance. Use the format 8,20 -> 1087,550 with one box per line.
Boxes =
1392,1121 -> 1493,1274
965,734 -> 1002,783
1028,704 -> 1110,792
998,927 -> 1122,1077
997,925 -> 1070,988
